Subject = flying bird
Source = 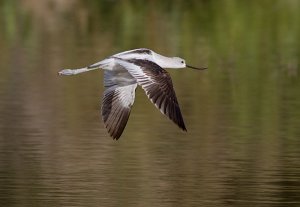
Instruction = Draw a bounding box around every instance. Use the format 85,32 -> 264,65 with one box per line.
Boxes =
58,48 -> 206,139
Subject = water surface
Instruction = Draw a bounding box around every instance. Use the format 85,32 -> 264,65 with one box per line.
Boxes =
0,0 -> 300,206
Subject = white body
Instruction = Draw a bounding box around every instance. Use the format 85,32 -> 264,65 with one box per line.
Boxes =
59,48 -> 186,75
58,48 -> 196,139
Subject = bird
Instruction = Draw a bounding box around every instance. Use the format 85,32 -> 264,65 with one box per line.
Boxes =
58,48 -> 207,139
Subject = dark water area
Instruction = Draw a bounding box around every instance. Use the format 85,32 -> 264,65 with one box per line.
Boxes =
0,0 -> 300,206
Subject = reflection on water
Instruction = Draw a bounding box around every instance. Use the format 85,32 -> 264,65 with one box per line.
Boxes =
0,0 -> 300,206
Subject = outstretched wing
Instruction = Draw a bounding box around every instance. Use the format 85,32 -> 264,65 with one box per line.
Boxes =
115,58 -> 186,131
102,70 -> 137,139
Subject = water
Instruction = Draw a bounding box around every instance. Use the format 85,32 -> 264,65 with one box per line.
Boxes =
0,0 -> 300,206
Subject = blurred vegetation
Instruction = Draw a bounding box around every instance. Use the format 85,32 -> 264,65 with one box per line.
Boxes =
0,0 -> 299,133
0,0 -> 299,138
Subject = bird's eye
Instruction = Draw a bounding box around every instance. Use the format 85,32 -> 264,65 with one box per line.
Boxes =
181,61 -> 184,64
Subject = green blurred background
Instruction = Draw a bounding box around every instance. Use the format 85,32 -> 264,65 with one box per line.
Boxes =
0,0 -> 300,206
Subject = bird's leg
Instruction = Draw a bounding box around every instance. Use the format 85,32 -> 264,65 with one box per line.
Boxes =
58,67 -> 98,76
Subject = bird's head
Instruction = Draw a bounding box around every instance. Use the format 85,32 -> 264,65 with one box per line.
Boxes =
152,51 -> 207,70
171,57 -> 187,68
172,57 -> 207,70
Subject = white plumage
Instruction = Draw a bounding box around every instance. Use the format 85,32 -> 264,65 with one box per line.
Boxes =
59,48 -> 206,139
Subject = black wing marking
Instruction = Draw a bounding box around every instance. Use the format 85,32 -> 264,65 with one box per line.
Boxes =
116,59 -> 187,131
102,70 -> 137,139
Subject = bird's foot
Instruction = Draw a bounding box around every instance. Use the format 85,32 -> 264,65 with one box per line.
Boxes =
58,69 -> 74,76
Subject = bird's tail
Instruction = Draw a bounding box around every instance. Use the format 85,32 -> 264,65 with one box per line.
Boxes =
58,58 -> 113,76
87,58 -> 113,70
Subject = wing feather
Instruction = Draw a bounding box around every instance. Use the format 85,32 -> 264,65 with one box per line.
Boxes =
102,70 -> 137,139
115,58 -> 187,131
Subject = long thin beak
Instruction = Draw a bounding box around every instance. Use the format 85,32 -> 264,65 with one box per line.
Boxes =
186,65 -> 207,70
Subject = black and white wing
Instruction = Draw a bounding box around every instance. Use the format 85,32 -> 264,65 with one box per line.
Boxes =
102,70 -> 137,139
115,58 -> 187,131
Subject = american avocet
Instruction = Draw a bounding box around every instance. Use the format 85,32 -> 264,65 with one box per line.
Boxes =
59,48 -> 207,139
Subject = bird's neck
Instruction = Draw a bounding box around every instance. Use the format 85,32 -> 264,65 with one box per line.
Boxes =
152,52 -> 174,68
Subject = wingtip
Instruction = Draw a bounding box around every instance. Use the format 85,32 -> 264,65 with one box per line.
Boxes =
112,135 -> 121,140
180,124 -> 187,132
